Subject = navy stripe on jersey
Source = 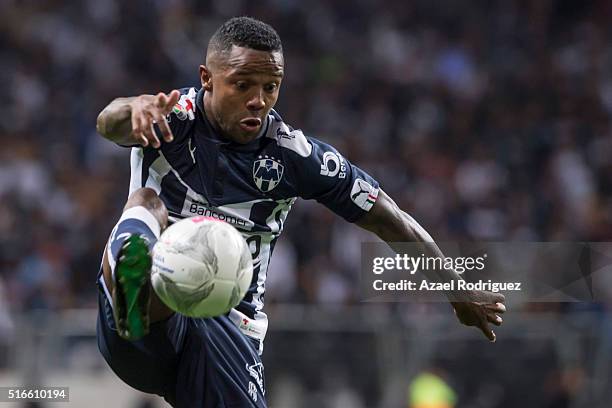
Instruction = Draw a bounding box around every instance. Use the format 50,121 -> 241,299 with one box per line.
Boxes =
249,201 -> 280,233
159,172 -> 188,216
141,149 -> 160,188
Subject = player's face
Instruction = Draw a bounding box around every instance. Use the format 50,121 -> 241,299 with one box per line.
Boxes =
201,46 -> 284,144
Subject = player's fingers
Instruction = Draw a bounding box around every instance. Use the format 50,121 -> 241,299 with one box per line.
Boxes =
166,90 -> 180,109
131,113 -> 149,147
478,321 -> 496,342
487,313 -> 503,326
147,123 -> 161,149
153,113 -> 174,143
141,114 -> 160,148
155,92 -> 168,109
159,90 -> 181,115
134,130 -> 149,147
476,291 -> 505,304
135,131 -> 148,147
491,293 -> 506,304
485,302 -> 506,314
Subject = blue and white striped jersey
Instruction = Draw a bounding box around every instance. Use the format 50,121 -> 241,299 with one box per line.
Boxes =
126,87 -> 380,343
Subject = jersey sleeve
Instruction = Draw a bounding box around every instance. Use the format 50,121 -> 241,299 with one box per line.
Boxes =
288,135 -> 380,222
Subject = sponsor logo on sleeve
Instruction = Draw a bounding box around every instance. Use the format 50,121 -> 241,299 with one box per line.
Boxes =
172,104 -> 188,120
350,178 -> 378,211
320,151 -> 346,178
172,94 -> 195,121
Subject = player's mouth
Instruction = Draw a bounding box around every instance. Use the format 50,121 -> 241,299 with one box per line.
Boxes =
239,117 -> 262,133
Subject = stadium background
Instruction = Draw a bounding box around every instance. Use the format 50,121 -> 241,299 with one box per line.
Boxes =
1,0 -> 612,406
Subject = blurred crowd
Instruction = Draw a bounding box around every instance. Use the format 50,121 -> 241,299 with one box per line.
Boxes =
1,0 -> 611,406
1,0 -> 611,312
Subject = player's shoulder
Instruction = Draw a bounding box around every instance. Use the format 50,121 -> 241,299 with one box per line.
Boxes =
263,109 -> 330,158
262,110 -> 350,183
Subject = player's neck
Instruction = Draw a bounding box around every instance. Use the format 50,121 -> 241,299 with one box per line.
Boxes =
202,93 -> 224,138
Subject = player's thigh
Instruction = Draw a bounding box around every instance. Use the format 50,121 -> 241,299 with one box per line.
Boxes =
175,316 -> 267,408
96,289 -> 186,405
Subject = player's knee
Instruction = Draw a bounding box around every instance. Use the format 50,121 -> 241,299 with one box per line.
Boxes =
124,188 -> 168,229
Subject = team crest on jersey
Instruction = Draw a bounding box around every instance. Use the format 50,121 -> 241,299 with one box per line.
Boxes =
253,156 -> 284,192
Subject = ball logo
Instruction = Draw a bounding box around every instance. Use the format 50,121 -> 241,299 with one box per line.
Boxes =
253,156 -> 284,192
320,151 -> 346,178
190,216 -> 220,223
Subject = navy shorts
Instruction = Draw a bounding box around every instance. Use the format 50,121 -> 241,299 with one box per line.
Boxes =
96,289 -> 267,407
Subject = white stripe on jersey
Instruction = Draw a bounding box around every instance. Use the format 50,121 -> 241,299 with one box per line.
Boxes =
251,234 -> 271,316
131,149 -> 210,216
129,148 -> 144,195
250,198 -> 295,314
146,151 -> 174,192
129,147 -> 173,195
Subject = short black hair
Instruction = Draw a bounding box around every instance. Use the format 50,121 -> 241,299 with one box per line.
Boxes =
208,16 -> 282,56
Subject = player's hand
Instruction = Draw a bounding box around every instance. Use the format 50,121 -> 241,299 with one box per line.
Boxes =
129,90 -> 181,148
451,290 -> 506,342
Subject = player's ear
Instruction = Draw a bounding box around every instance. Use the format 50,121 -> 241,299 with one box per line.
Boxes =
199,65 -> 213,92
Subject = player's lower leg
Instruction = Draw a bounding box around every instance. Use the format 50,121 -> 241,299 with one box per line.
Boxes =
114,234 -> 153,340
106,188 -> 168,340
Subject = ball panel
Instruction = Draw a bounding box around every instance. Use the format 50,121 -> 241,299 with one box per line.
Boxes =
151,272 -> 215,315
187,280 -> 237,317
150,216 -> 254,318
152,240 -> 215,282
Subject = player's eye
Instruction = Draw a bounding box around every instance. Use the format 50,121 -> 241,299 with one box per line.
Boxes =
264,83 -> 278,93
235,81 -> 248,90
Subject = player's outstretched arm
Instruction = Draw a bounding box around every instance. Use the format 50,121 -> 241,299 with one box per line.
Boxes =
356,189 -> 506,342
96,90 -> 180,148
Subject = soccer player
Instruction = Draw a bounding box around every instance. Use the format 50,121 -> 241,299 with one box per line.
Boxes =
96,17 -> 506,408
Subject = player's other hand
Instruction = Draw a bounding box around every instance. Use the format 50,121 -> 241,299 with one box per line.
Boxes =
451,290 -> 506,342
129,90 -> 181,148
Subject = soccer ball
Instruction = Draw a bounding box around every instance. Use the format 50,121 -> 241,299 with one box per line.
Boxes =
150,216 -> 253,317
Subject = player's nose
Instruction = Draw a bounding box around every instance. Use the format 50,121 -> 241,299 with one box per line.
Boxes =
246,90 -> 265,112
